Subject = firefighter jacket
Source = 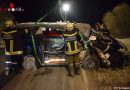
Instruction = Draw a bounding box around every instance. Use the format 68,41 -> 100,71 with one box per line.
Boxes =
1,27 -> 25,55
63,28 -> 80,55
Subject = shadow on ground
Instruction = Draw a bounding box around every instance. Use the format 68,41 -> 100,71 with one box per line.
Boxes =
0,71 -> 16,89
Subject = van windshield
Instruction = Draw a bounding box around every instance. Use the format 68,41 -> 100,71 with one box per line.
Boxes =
45,37 -> 64,51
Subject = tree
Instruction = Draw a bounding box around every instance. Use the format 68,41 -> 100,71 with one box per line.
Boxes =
103,3 -> 130,38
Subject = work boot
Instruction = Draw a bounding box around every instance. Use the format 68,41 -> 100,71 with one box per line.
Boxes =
68,72 -> 75,77
75,69 -> 80,75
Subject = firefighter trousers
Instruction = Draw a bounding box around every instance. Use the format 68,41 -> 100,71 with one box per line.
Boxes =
67,54 -> 80,75
5,55 -> 23,73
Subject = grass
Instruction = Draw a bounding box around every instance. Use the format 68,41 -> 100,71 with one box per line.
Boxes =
87,66 -> 130,87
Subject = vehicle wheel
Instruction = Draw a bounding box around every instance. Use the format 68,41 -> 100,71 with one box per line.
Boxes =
82,56 -> 100,70
23,55 -> 36,70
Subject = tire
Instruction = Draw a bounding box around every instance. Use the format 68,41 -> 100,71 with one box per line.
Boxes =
82,56 -> 100,70
22,55 -> 36,70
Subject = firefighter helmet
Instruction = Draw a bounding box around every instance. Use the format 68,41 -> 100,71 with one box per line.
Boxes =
95,23 -> 100,26
5,20 -> 14,28
66,22 -> 74,31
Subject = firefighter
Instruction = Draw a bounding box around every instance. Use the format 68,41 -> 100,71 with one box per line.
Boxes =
95,23 -> 101,31
1,19 -> 26,75
63,22 -> 81,77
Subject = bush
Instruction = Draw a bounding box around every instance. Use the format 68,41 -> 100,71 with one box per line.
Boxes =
103,3 -> 130,38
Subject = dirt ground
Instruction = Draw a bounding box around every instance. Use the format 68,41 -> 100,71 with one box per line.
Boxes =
1,67 -> 91,90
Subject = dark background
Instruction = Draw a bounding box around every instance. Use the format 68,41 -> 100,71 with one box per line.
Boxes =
0,0 -> 130,25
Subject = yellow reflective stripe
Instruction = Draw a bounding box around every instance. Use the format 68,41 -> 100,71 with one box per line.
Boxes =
67,42 -> 72,52
2,30 -> 17,34
5,51 -> 23,55
2,31 -> 7,34
74,41 -> 77,50
10,40 -> 13,52
69,64 -> 73,66
3,41 -> 7,52
63,32 -> 77,37
75,63 -> 80,65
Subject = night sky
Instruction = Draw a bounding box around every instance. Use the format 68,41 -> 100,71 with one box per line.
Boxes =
1,0 -> 130,25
